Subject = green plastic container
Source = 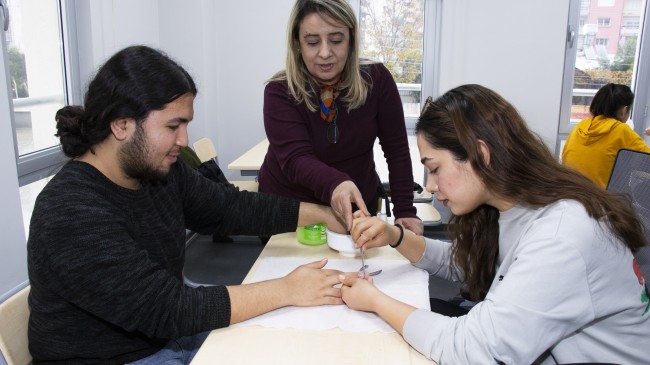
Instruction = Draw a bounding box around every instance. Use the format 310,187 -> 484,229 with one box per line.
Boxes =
296,223 -> 327,245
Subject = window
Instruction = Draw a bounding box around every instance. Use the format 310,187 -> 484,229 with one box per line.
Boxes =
558,0 -> 649,155
623,17 -> 640,29
8,0 -> 66,157
598,17 -> 611,26
3,0 -> 79,235
350,0 -> 440,130
595,37 -> 609,46
358,0 -> 425,121
348,0 -> 440,186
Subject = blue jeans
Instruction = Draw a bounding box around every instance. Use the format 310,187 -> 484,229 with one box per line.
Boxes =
126,331 -> 210,365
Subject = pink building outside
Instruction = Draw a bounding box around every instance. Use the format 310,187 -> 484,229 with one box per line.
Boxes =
581,0 -> 641,59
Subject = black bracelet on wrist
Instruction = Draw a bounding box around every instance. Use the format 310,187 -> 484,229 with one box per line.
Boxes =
389,224 -> 404,248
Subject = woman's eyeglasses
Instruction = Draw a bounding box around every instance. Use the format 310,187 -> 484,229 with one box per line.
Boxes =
326,101 -> 339,144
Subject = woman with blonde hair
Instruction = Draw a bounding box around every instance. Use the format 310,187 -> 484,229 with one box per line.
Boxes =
259,0 -> 422,234
340,84 -> 649,364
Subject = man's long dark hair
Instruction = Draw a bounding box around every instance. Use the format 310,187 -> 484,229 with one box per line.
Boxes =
55,45 -> 197,158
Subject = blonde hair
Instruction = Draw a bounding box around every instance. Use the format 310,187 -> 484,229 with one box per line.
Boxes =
269,0 -> 376,112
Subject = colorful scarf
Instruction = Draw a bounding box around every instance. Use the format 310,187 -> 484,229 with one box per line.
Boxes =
319,84 -> 340,122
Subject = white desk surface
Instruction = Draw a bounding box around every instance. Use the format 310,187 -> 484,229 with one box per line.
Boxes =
228,135 -> 423,182
190,232 -> 436,365
416,203 -> 441,224
227,139 -> 269,172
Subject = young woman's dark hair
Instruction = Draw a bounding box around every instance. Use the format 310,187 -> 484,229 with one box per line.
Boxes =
55,45 -> 197,158
416,84 -> 647,301
589,83 -> 634,119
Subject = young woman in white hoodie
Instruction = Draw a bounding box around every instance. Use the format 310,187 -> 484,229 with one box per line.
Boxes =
340,84 -> 649,364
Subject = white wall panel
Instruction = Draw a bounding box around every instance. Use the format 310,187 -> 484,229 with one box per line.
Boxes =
438,0 -> 570,151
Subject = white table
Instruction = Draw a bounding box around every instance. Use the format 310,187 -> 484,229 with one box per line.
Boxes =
190,232 -> 436,365
227,139 -> 269,177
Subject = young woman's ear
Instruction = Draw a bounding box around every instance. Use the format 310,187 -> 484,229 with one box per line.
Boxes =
478,140 -> 491,167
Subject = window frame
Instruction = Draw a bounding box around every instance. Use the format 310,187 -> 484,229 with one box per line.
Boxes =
631,0 -> 650,134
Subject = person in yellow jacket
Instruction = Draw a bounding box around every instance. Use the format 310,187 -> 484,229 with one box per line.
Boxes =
562,83 -> 650,188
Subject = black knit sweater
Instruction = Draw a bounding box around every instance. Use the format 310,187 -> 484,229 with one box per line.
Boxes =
27,160 -> 299,364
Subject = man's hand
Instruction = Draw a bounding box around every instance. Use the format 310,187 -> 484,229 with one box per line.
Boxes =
281,259 -> 344,306
227,259 -> 344,324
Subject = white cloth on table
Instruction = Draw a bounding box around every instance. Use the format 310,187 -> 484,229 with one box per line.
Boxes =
236,257 -> 430,333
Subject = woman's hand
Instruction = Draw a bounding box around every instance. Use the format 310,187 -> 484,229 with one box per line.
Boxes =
331,181 -> 370,231
339,274 -> 382,312
395,217 -> 424,235
340,273 -> 418,335
351,214 -> 398,251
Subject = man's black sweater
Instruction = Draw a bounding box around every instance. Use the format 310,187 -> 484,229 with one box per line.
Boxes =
27,160 -> 298,364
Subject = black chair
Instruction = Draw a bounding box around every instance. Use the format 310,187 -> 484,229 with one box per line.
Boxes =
606,148 -> 650,290
179,140 -> 263,287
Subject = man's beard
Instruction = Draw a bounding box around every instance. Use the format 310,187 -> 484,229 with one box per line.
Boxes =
119,124 -> 169,185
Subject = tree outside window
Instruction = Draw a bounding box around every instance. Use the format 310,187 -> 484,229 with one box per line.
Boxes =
8,46 -> 28,98
358,0 -> 425,117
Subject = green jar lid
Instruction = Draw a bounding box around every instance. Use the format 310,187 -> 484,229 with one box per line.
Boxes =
296,223 -> 327,245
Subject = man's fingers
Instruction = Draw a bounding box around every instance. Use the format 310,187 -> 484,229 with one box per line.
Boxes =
304,258 -> 328,269
323,287 -> 342,298
339,274 -> 358,286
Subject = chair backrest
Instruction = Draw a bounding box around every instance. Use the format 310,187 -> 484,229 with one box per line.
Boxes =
191,137 -> 258,192
0,285 -> 31,365
193,137 -> 218,164
606,148 -> 650,288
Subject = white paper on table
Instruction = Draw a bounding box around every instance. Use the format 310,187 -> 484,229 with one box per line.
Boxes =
235,257 -> 430,333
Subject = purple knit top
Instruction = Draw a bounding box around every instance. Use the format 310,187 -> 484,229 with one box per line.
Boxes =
259,63 -> 418,220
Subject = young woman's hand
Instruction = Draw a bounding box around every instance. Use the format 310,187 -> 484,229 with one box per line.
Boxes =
338,273 -> 382,312
351,214 -> 399,251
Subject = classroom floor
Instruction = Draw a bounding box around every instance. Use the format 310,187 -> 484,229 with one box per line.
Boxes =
183,234 -> 265,287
